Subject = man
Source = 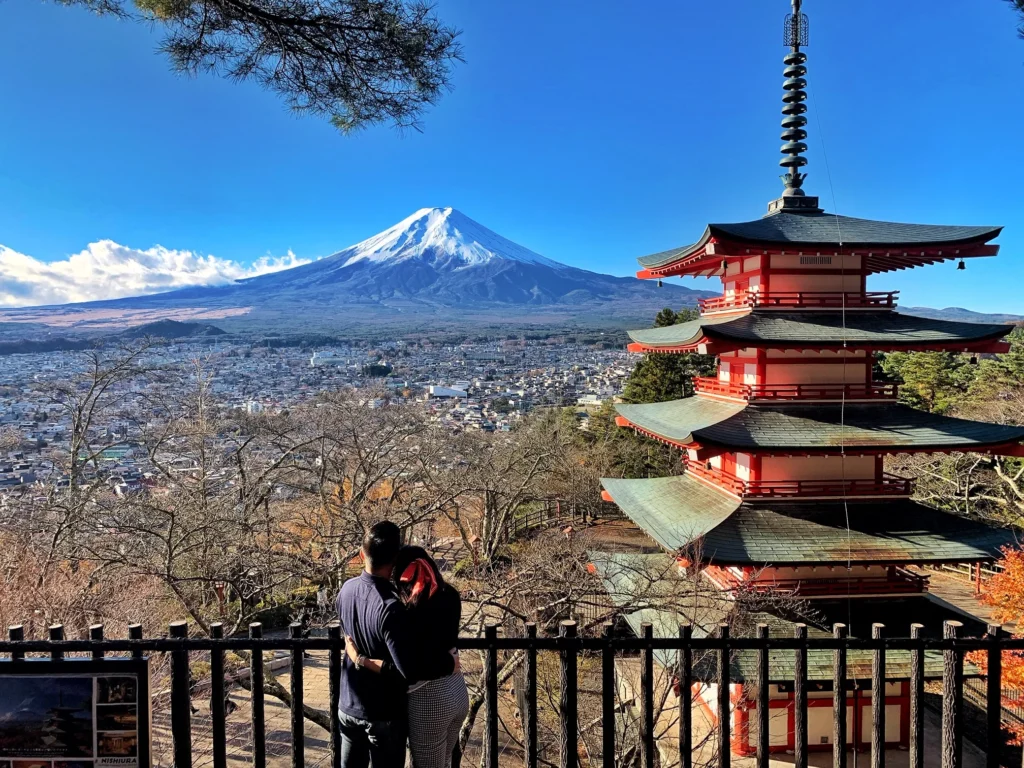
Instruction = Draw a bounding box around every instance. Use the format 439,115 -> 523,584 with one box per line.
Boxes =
335,521 -> 414,768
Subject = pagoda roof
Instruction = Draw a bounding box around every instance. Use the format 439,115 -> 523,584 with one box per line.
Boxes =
626,311 -> 1013,353
637,209 -> 1001,271
614,398 -> 1024,453
600,475 -> 1015,566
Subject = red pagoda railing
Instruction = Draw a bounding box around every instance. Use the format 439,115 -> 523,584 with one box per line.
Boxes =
697,290 -> 898,314
693,378 -> 899,402
685,460 -> 914,499
704,566 -> 929,597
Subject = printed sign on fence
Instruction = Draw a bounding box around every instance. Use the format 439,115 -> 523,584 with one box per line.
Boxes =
0,659 -> 150,768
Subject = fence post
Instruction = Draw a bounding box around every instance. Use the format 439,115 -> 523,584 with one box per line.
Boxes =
328,623 -> 342,768
169,621 -> 193,768
49,624 -> 64,661
559,620 -> 578,768
129,623 -> 143,659
871,623 -> 885,768
756,624 -> 769,768
8,625 -> 23,661
210,623 -> 227,768
942,621 -> 963,768
679,624 -> 692,768
528,626 -> 544,768
91,624 -> 104,660
833,623 -> 848,768
250,622 -> 266,768
641,623 -> 655,768
717,623 -> 731,768
288,623 -> 305,768
485,623 -> 499,768
794,624 -> 808,768
986,624 -> 1003,768
909,623 -> 924,768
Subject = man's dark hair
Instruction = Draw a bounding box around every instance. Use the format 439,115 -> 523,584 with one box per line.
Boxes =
362,521 -> 401,570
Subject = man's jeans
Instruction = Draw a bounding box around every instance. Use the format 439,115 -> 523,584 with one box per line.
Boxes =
338,710 -> 408,768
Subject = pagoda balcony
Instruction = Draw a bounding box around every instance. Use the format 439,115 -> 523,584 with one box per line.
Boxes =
697,290 -> 898,315
703,565 -> 929,597
684,459 -> 914,499
693,378 -> 899,402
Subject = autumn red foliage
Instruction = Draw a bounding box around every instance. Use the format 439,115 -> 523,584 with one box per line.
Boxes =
968,547 -> 1024,744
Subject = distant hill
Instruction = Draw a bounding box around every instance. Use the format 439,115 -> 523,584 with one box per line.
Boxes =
904,307 -> 1024,324
117,319 -> 227,339
0,320 -> 226,356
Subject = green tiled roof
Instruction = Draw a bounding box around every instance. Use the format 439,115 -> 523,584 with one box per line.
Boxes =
601,476 -> 740,554
626,311 -> 1012,350
615,399 -> 1024,451
615,397 -> 746,445
636,211 -> 1001,269
600,475 -> 1015,565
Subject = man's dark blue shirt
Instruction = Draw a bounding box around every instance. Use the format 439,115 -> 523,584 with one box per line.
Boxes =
335,571 -> 413,721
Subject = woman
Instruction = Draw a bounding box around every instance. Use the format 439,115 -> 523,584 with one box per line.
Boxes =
346,545 -> 468,768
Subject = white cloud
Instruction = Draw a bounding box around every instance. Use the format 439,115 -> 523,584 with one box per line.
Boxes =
0,240 -> 312,307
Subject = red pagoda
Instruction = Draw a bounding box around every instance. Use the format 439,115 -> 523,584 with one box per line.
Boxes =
599,0 -> 1024,755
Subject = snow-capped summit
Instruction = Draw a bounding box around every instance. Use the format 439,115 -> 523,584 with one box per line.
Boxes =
77,207 -> 710,322
330,207 -> 565,270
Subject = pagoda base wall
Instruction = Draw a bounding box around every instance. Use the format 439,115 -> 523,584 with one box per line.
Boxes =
692,680 -> 910,756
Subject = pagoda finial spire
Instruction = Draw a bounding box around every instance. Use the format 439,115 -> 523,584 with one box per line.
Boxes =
768,0 -> 821,214
780,0 -> 809,195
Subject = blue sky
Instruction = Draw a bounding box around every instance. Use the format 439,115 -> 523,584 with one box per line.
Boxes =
0,0 -> 1022,311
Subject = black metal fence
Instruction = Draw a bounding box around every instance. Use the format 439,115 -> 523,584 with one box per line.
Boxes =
1,619 -> 1021,768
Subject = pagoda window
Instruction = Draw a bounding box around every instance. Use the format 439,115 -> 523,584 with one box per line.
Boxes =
760,455 -> 876,482
735,453 -> 752,481
763,361 -> 868,385
765,271 -> 863,294
768,253 -> 862,272
765,349 -> 867,359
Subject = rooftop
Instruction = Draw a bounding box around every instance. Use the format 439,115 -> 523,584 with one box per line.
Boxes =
636,210 -> 1002,276
614,398 -> 1024,453
600,475 -> 1015,566
626,311 -> 1013,353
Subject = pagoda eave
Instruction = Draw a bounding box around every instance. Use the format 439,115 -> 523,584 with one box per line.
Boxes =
616,418 -> 1024,458
626,338 -> 1010,355
613,399 -> 1024,456
626,311 -> 1014,355
600,476 -> 1014,567
639,242 -> 1000,280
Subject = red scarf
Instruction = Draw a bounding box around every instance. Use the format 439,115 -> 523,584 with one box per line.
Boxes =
399,558 -> 439,603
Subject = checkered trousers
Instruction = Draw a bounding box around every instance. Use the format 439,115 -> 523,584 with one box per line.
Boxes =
407,671 -> 470,768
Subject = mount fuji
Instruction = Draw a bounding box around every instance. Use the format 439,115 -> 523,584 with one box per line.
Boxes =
10,208 -> 712,331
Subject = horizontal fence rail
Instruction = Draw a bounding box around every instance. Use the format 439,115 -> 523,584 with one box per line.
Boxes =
1,620 -> 1021,768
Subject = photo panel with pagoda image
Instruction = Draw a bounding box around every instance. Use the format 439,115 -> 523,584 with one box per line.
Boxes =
0,676 -> 93,759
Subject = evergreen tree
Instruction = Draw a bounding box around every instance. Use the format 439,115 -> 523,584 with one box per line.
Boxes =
622,307 -> 715,404
63,0 -> 461,133
584,403 -> 680,479
1010,0 -> 1024,38
878,350 -> 975,414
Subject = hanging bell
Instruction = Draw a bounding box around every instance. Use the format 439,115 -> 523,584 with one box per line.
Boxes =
657,279 -> 663,288
957,259 -> 966,271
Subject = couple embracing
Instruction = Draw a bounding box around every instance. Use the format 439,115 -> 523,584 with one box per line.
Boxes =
336,521 -> 469,768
